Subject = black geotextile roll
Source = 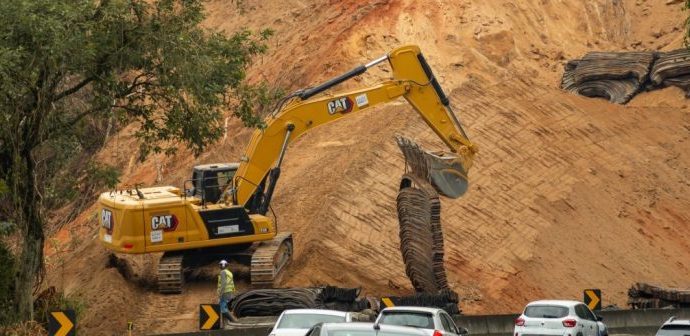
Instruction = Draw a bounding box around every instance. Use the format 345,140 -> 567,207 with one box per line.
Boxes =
562,49 -> 690,103
383,290 -> 462,315
317,286 -> 361,303
397,178 -> 449,294
650,49 -> 690,87
229,286 -> 368,317
398,187 -> 438,293
319,298 -> 371,312
560,51 -> 655,104
230,288 -> 322,317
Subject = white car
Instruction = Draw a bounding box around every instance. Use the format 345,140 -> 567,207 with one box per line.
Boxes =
656,317 -> 690,336
514,300 -> 602,336
269,309 -> 352,336
374,306 -> 468,336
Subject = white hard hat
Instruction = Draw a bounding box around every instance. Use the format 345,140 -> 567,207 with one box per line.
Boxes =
219,260 -> 228,266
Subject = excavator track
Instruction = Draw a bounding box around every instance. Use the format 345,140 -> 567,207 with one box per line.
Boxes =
397,178 -> 449,293
157,253 -> 185,294
250,232 -> 293,287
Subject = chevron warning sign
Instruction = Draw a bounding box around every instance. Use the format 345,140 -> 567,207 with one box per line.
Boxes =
381,297 -> 395,308
584,289 -> 602,311
199,304 -> 220,330
48,310 -> 75,336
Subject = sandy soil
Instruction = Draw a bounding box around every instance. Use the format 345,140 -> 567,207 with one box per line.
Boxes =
44,0 -> 690,335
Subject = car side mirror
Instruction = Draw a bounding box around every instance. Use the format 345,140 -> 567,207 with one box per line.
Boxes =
596,315 -> 603,321
458,327 -> 469,335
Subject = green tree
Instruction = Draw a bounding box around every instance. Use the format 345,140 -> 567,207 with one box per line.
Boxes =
0,0 -> 271,321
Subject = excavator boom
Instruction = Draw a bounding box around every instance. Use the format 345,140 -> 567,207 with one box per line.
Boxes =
231,45 -> 477,208
97,45 -> 476,293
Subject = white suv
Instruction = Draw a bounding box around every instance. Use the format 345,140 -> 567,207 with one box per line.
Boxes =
514,300 -> 602,336
656,317 -> 690,336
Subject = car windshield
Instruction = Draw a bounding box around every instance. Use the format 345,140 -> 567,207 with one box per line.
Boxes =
660,324 -> 690,330
378,311 -> 434,329
658,324 -> 690,336
277,313 -> 346,329
524,305 -> 569,318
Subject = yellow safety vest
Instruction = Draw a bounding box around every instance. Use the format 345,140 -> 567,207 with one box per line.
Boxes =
217,269 -> 235,294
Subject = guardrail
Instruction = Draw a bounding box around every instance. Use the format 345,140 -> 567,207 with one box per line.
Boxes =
150,308 -> 690,336
455,308 -> 690,336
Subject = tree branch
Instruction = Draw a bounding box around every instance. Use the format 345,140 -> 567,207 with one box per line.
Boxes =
53,76 -> 95,102
41,103 -> 110,145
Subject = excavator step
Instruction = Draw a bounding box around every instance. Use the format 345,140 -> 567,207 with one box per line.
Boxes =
158,254 -> 184,294
250,232 -> 293,287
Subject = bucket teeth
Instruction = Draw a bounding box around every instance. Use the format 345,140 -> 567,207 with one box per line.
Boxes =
395,135 -> 470,199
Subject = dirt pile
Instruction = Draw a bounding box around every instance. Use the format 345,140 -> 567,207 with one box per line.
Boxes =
45,1 -> 690,335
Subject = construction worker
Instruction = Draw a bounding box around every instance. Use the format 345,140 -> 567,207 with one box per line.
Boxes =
217,260 -> 237,324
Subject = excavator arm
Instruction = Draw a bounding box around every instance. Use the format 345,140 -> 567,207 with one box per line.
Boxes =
229,45 -> 477,212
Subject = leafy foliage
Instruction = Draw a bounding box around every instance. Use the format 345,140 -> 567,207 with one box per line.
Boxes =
0,0 -> 272,160
0,0 -> 275,321
33,290 -> 87,328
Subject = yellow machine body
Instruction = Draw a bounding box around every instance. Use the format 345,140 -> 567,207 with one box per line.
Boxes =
98,186 -> 275,254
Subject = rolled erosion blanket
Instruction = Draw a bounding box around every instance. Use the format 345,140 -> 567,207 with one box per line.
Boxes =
230,288 -> 321,317
560,51 -> 655,104
230,286 -> 369,317
318,286 -> 361,303
650,49 -> 690,87
397,177 -> 449,293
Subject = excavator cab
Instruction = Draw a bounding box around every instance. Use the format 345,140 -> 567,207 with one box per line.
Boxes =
188,163 -> 238,204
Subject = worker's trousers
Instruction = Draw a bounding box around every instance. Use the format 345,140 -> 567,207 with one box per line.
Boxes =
219,292 -> 233,313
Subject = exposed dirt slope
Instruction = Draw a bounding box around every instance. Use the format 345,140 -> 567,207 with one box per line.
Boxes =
46,1 -> 690,335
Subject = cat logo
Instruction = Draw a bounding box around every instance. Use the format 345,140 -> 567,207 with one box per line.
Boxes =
327,97 -> 354,115
151,214 -> 178,232
101,209 -> 114,234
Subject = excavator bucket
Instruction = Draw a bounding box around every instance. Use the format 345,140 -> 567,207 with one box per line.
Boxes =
395,136 -> 470,199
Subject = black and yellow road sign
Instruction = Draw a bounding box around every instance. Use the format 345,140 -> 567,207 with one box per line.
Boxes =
48,310 -> 75,336
199,304 -> 220,330
584,289 -> 601,311
381,297 -> 395,308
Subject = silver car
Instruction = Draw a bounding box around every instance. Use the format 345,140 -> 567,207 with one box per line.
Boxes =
656,317 -> 690,336
374,306 -> 467,336
269,309 -> 352,336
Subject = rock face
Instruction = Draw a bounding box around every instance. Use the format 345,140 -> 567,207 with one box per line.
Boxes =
562,49 -> 690,103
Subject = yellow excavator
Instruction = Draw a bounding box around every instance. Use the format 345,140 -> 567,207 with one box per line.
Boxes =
97,45 -> 477,294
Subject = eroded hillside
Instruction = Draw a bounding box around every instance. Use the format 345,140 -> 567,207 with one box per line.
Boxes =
46,1 -> 690,335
